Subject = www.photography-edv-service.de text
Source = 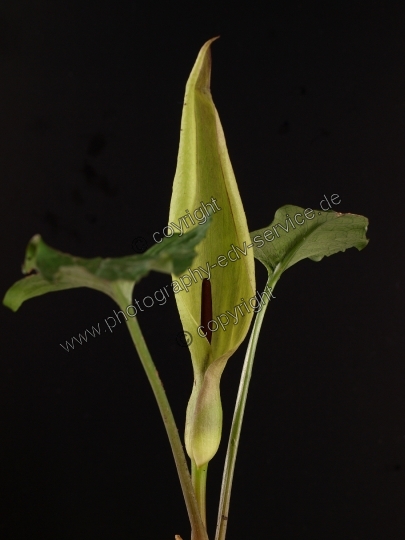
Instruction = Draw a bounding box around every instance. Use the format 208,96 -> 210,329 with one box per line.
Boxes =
59,193 -> 341,351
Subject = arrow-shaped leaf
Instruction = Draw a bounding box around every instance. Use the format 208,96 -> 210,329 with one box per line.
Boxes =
3,219 -> 210,312
250,204 -> 369,277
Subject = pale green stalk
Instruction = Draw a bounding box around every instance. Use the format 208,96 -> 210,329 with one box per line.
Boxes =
192,460 -> 209,529
214,270 -> 282,540
114,291 -> 208,540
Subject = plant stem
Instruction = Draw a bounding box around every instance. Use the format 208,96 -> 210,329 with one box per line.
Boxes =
192,460 -> 208,529
214,271 -> 281,540
114,292 -> 208,540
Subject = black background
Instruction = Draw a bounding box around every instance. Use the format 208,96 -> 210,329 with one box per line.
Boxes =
1,2 -> 404,539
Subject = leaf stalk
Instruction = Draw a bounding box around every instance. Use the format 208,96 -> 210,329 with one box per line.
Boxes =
214,270 -> 281,540
114,290 -> 209,540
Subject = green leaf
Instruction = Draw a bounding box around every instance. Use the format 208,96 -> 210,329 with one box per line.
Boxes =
3,274 -> 85,312
250,204 -> 369,277
3,219 -> 211,312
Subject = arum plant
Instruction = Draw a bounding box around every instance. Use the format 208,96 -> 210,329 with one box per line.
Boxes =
3,38 -> 369,540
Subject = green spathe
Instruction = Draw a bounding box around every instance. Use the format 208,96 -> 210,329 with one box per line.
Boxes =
169,38 -> 256,468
